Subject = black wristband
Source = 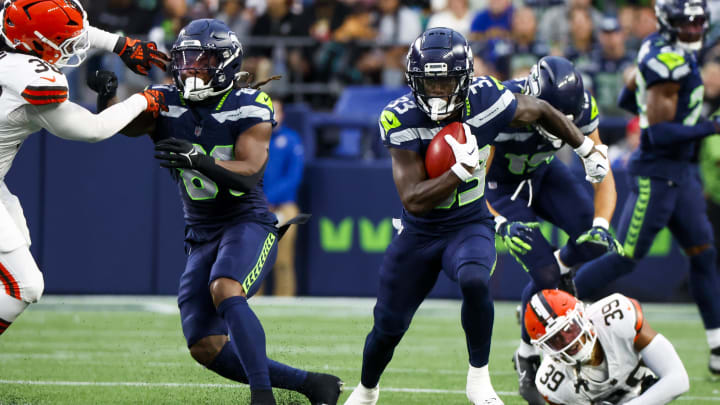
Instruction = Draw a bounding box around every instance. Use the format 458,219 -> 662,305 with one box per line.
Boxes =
113,37 -> 125,54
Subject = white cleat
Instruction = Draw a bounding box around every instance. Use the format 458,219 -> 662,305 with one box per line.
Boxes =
467,364 -> 505,405
343,382 -> 379,405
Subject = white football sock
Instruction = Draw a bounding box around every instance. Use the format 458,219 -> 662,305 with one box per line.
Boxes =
343,382 -> 379,405
707,328 -> 720,349
554,249 -> 572,275
467,364 -> 504,404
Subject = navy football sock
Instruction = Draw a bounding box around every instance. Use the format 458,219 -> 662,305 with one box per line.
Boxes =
217,296 -> 271,390
208,342 -> 308,390
574,253 -> 635,300
458,265 -> 493,367
360,326 -> 403,388
689,248 -> 720,329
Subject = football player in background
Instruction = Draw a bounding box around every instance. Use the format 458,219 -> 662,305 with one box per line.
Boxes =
485,56 -> 621,405
0,0 -> 167,338
89,19 -> 342,405
572,0 -> 720,375
525,289 -> 689,404
344,27 -> 610,405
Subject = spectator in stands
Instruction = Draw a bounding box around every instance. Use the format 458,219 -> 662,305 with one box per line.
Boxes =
263,100 -> 305,296
627,6 -> 657,51
426,0 -> 473,37
538,0 -> 602,55
302,0 -> 353,42
468,0 -> 513,42
589,15 -> 635,116
375,0 -> 423,86
491,6 -> 549,79
247,0 -> 311,94
564,8 -> 596,73
216,0 -> 257,42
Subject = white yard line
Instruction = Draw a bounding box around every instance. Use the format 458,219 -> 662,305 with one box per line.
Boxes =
0,379 -> 717,401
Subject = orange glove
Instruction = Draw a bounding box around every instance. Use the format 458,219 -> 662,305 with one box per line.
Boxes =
139,89 -> 168,118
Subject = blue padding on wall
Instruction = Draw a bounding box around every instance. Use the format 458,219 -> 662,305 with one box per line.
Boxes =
152,165 -> 187,295
41,135 -> 155,294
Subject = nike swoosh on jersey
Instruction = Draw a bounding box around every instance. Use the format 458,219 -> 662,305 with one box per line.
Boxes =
40,76 -> 56,82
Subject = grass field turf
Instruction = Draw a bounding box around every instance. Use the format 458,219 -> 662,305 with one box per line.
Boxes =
1,296 -> 718,404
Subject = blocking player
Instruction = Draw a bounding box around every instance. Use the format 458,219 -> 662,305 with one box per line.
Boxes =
525,289 -> 689,404
90,19 -> 343,405
486,56 -> 621,405
572,0 -> 720,374
344,27 -> 610,405
0,0 -> 167,337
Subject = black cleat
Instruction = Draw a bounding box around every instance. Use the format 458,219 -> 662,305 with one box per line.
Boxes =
300,372 -> 344,405
710,347 -> 720,375
250,389 -> 277,405
513,350 -> 545,405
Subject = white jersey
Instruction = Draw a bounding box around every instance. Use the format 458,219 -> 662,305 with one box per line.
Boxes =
0,50 -> 69,181
536,293 -> 655,405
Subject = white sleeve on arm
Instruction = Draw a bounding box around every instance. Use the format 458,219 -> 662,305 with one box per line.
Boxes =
623,334 -> 689,405
87,26 -> 120,53
28,95 -> 147,143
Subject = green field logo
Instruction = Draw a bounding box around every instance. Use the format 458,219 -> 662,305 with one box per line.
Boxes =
320,216 -> 674,256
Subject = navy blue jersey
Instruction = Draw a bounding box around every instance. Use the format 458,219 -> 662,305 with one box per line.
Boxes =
631,33 -> 704,182
150,85 -> 277,234
488,78 -> 599,184
379,76 -> 518,234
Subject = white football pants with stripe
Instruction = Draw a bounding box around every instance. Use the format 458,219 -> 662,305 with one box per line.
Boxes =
0,181 -> 43,335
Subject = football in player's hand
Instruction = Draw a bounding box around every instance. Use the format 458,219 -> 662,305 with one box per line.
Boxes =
425,121 -> 466,178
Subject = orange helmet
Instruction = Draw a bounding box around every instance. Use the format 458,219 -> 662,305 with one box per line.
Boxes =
0,0 -> 89,67
524,289 -> 597,365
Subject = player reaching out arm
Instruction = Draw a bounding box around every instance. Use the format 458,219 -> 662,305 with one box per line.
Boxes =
0,0 -> 166,338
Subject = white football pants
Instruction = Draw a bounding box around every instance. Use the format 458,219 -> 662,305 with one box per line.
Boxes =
0,181 -> 43,325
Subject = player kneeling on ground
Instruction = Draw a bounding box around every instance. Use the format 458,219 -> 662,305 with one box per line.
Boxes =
524,289 -> 689,404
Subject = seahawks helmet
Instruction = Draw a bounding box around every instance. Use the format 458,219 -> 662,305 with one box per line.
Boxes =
655,0 -> 708,51
171,19 -> 244,101
406,27 -> 473,121
524,56 -> 585,148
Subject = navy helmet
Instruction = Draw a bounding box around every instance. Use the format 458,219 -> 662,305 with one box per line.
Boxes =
171,19 -> 244,101
524,56 -> 584,148
524,56 -> 584,123
406,27 -> 473,121
655,0 -> 708,51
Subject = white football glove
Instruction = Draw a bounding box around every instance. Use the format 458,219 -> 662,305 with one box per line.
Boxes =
444,123 -> 479,181
574,138 -> 609,183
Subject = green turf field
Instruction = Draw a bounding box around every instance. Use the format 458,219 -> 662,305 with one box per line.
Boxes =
1,296 -> 718,404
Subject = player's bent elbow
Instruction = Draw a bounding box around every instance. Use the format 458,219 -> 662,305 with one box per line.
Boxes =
403,201 -> 430,216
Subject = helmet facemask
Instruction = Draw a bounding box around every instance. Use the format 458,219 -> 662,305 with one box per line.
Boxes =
172,46 -> 240,101
40,26 -> 89,67
533,304 -> 597,365
408,69 -> 470,121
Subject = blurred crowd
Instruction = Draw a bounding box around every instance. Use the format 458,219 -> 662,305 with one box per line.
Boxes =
73,0 -> 720,116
